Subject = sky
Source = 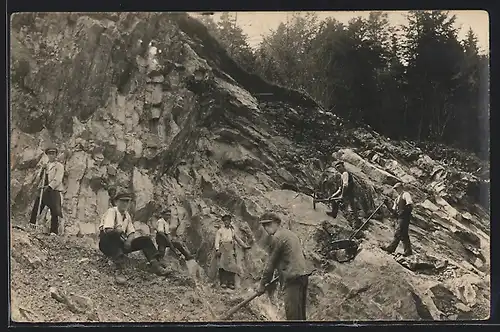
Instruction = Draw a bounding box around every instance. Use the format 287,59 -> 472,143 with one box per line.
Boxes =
190,11 -> 489,54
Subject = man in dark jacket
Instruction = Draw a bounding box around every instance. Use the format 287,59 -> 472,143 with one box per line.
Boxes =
256,212 -> 312,321
381,183 -> 413,256
98,191 -> 167,277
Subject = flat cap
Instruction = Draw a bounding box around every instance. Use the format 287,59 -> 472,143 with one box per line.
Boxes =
114,191 -> 134,201
44,144 -> 58,154
392,183 -> 403,190
259,212 -> 281,224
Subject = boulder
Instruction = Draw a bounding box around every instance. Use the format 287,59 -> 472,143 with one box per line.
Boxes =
132,168 -> 154,213
337,149 -> 399,186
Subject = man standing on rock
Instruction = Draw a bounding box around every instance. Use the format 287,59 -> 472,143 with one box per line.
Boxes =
214,214 -> 250,290
257,212 -> 312,321
330,161 -> 361,228
29,144 -> 65,235
98,191 -> 168,276
382,182 -> 413,256
155,207 -> 194,261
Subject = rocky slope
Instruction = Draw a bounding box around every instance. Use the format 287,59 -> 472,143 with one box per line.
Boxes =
10,12 -> 490,322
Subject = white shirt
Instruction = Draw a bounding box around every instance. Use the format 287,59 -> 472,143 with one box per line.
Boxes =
39,161 -> 65,191
215,227 -> 235,251
393,191 -> 413,212
99,207 -> 135,236
156,217 -> 177,235
341,171 -> 349,188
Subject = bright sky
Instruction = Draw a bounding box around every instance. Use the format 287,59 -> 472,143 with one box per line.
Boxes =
190,11 -> 489,54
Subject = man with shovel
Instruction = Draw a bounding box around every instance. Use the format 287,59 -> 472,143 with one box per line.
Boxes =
214,214 -> 251,290
330,161 -> 361,228
381,182 -> 413,257
29,144 -> 64,235
257,212 -> 312,321
98,191 -> 168,277
155,207 -> 194,261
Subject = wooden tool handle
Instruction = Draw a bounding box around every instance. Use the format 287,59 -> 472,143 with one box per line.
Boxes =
219,277 -> 279,320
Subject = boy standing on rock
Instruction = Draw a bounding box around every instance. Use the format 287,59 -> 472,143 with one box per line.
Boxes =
257,212 -> 313,321
155,207 -> 194,261
214,214 -> 250,290
98,191 -> 168,276
382,182 -> 413,256
29,144 -> 65,235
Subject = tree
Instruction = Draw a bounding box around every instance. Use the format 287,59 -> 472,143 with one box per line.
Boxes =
197,13 -> 256,72
402,10 -> 465,141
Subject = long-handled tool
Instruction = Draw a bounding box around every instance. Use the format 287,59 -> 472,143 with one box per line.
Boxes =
218,276 -> 279,321
329,202 -> 385,251
33,169 -> 46,230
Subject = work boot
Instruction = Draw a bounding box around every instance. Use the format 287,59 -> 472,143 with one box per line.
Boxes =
326,211 -> 336,218
158,250 -> 166,259
150,259 -> 168,276
380,246 -> 393,254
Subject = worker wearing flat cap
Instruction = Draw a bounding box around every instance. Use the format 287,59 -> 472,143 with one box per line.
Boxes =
154,206 -> 194,261
29,143 -> 65,234
381,182 -> 413,256
257,212 -> 312,321
214,214 -> 251,290
98,191 -> 168,276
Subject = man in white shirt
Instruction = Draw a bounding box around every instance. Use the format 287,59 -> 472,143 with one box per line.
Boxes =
214,214 -> 250,289
98,191 -> 167,276
330,161 -> 360,228
382,183 -> 413,256
154,207 -> 194,261
29,144 -> 65,234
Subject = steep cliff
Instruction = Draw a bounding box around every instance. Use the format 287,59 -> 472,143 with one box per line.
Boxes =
10,12 -> 490,322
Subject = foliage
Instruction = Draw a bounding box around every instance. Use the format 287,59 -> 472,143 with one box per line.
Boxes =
195,11 -> 489,159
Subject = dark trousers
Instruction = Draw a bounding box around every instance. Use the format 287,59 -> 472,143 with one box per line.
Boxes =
156,232 -> 193,260
386,210 -> 412,255
343,188 -> 360,226
284,275 -> 309,321
29,187 -> 63,234
219,268 -> 236,287
99,231 -> 160,262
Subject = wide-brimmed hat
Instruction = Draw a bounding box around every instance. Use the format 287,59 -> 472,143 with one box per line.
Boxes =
259,212 -> 281,225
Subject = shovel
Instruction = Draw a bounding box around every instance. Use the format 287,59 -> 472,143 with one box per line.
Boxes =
329,202 -> 385,251
218,276 -> 279,321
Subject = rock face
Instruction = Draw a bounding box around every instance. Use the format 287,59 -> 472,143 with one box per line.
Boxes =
10,13 -> 490,322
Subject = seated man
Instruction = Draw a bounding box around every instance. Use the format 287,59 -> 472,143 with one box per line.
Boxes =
98,191 -> 167,276
154,207 -> 194,261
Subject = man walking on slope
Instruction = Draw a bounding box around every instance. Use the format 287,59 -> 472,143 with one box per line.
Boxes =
214,214 -> 251,290
257,212 -> 313,321
155,207 -> 194,261
29,144 -> 65,235
381,182 -> 413,256
98,191 -> 168,276
330,161 -> 361,228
